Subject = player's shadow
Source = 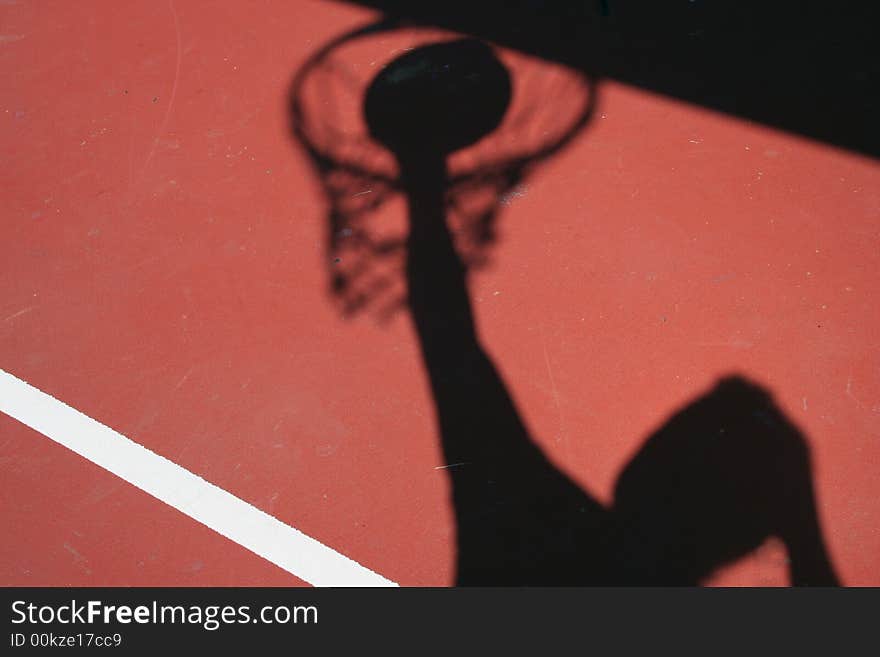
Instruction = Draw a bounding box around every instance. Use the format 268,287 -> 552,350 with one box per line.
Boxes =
291,35 -> 839,585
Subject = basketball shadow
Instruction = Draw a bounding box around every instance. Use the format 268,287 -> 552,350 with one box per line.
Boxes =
290,31 -> 839,585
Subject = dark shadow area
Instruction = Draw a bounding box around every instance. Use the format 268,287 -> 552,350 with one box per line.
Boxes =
343,0 -> 880,159
290,19 -> 595,318
290,29 -> 839,584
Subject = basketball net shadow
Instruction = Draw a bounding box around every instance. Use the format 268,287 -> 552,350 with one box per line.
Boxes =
289,20 -> 839,585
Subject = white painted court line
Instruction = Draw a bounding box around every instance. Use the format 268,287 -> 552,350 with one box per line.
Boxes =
0,368 -> 397,587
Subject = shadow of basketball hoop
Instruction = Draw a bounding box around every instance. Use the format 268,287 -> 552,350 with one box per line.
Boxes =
288,21 -> 839,586
290,19 -> 595,319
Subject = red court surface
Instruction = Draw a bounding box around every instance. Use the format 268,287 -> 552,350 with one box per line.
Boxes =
2,1 -> 878,586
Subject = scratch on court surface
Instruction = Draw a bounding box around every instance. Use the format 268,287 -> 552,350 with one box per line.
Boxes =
846,374 -> 865,409
63,542 -> 93,575
137,0 -> 183,179
173,366 -> 194,391
434,462 -> 469,470
3,306 -> 36,323
540,326 -> 566,446
696,339 -> 754,349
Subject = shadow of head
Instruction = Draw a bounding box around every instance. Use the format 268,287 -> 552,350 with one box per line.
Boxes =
609,376 -> 837,585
